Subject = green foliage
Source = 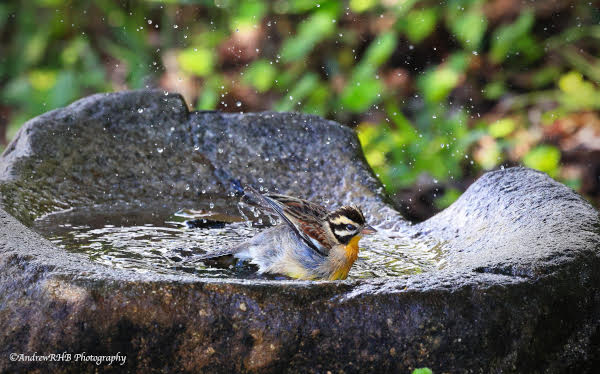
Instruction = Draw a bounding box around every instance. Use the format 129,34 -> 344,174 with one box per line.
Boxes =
418,53 -> 467,104
402,8 -> 437,43
244,60 -> 277,92
558,71 -> 600,110
490,10 -> 538,63
280,11 -> 337,63
523,145 -> 561,178
1,0 -> 598,209
447,2 -> 487,50
435,188 -> 462,209
178,48 -> 214,76
275,73 -> 319,111
340,32 -> 397,112
411,368 -> 433,374
488,118 -> 515,138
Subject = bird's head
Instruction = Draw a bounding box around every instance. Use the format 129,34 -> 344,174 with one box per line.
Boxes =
324,205 -> 377,245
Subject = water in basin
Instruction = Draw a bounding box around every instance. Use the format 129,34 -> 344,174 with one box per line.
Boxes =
32,198 -> 444,279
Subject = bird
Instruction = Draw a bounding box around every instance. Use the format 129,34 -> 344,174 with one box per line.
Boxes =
195,186 -> 376,280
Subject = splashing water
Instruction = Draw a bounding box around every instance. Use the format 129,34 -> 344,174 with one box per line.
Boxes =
32,199 -> 444,280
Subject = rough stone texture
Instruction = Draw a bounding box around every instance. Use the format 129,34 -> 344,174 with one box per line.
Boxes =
0,90 -> 398,226
0,90 -> 599,373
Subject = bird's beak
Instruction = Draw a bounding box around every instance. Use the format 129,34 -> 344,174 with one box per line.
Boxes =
360,225 -> 377,235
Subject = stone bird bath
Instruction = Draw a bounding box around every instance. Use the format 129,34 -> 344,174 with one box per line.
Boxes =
1,90 -> 599,373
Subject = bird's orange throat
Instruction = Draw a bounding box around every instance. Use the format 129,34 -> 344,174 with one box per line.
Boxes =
345,234 -> 362,263
330,235 -> 362,280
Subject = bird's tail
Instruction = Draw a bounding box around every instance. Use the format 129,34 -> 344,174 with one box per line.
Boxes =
190,241 -> 249,262
188,182 -> 266,261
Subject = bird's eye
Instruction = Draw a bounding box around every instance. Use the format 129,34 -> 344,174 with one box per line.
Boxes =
345,224 -> 356,231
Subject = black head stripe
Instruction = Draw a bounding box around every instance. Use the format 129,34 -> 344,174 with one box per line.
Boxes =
332,232 -> 353,245
326,206 -> 366,245
327,206 -> 365,226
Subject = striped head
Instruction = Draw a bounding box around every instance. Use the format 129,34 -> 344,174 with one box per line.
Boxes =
325,206 -> 376,245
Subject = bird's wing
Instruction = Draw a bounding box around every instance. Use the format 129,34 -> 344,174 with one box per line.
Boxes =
243,187 -> 329,256
264,193 -> 328,221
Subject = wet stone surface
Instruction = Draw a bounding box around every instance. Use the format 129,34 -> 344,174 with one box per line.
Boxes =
32,202 -> 442,280
0,90 -> 599,373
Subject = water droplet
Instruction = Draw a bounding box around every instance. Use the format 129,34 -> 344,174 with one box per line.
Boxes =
137,108 -> 144,113
157,148 -> 164,153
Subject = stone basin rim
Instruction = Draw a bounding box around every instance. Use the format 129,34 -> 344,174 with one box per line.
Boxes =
3,204 -> 529,295
1,90 -> 597,293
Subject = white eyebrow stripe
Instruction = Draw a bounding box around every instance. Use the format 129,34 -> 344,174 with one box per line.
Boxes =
329,216 -> 357,225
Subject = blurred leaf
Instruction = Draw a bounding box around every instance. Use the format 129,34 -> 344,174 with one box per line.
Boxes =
350,0 -> 377,13
340,76 -> 383,112
403,8 -> 438,43
48,70 -> 78,109
559,47 -> 600,83
303,84 -> 330,115
490,10 -> 535,63
483,80 -> 506,100
339,32 -> 396,112
61,37 -> 87,66
178,48 -> 214,76
390,0 -> 419,17
274,73 -> 319,111
2,77 -> 31,105
36,0 -> 65,6
231,1 -> 267,31
523,145 -> 561,177
28,69 -> 57,92
558,71 -> 600,110
243,60 -> 277,92
419,66 -> 460,104
362,32 -> 397,68
275,0 -> 337,14
197,88 -> 218,110
100,36 -> 151,88
23,31 -> 49,68
488,118 -> 516,138
280,12 -> 336,63
435,188 -> 462,210
385,101 -> 418,143
412,368 -> 433,374
0,4 -> 9,30
418,53 -> 467,104
197,77 -> 223,110
531,66 -> 562,88
448,6 -> 487,50
564,177 -> 582,191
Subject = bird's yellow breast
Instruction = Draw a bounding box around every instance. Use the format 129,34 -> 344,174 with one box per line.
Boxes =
329,235 -> 362,280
